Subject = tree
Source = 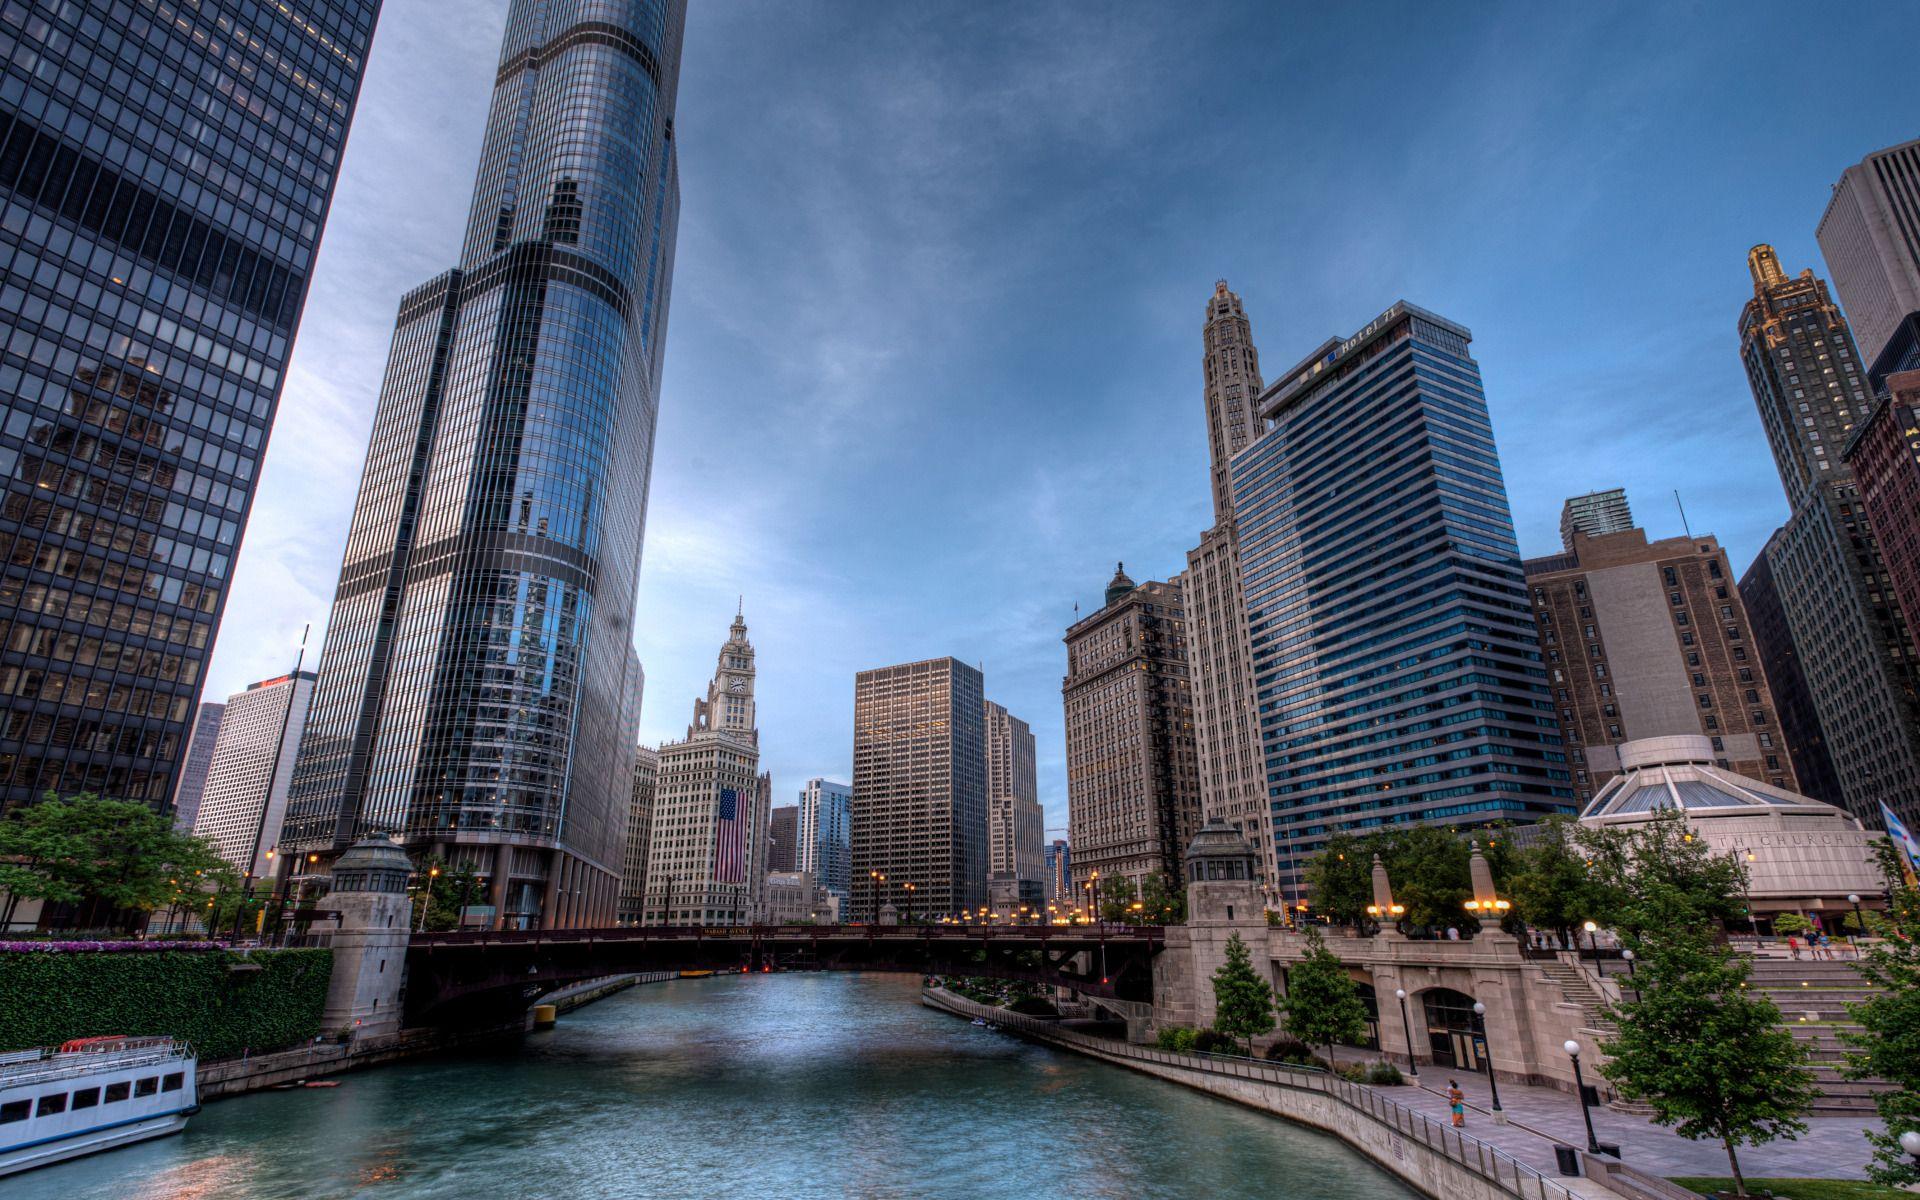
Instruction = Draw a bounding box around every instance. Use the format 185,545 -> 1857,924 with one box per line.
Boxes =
1280,926 -> 1369,1066
1385,826 -> 1475,931
1598,889 -> 1815,1196
1505,816 -> 1604,946
1096,872 -> 1139,923
0,793 -> 231,931
1576,811 -> 1746,937
410,856 -> 485,932
1302,833 -> 1371,928
1139,872 -> 1187,925
1210,932 -> 1275,1055
1842,840 -> 1920,1187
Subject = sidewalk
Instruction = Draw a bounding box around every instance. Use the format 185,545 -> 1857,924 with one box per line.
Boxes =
1328,1047 -> 1879,1181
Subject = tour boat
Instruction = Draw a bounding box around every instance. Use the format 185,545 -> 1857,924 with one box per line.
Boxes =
0,1036 -> 198,1176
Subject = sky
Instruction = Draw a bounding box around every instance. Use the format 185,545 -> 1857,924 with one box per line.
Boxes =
203,1 -> 1920,840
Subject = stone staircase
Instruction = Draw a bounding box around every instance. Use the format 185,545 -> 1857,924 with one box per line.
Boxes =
1533,955 -> 1616,1031
1744,959 -> 1898,1116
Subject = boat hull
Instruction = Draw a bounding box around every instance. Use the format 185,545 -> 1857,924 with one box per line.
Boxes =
0,1109 -> 192,1177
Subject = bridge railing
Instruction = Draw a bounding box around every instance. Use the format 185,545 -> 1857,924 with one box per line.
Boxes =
411,923 -> 1167,946
929,990 -> 1580,1200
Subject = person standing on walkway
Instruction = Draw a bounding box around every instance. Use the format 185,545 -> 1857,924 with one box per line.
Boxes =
1448,1080 -> 1465,1127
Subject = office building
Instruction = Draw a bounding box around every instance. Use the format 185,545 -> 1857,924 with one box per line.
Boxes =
616,745 -> 658,925
1183,282 -> 1271,877
851,657 -> 986,922
797,777 -> 851,914
1044,838 -> 1070,904
1524,519 -> 1794,805
1818,137 -> 1920,368
1232,302 -> 1573,891
1740,539 -> 1845,807
1738,246 -> 1920,828
750,770 -> 773,917
768,803 -> 799,873
191,671 -> 316,879
642,609 -> 761,925
1845,372 -> 1920,658
171,703 -> 225,832
280,0 -> 686,927
1558,488 -> 1634,550
1062,566 -> 1201,896
983,699 -> 1044,910
0,0 -> 380,815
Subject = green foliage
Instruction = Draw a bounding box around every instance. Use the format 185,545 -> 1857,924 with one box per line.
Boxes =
0,948 -> 332,1060
1095,872 -> 1138,923
1302,834 -> 1372,928
1842,839 -> 1920,1187
1771,913 -> 1814,939
1669,1179 -> 1906,1200
1191,1028 -> 1237,1055
1005,995 -> 1058,1016
1577,811 -> 1747,937
410,856 -> 485,932
1301,826 -> 1480,931
1599,889 -> 1816,1196
1505,816 -> 1606,942
1210,932 -> 1275,1054
1366,1061 -> 1405,1086
0,793 -> 235,931
1156,1026 -> 1198,1052
1139,872 -> 1187,925
1262,1034 -> 1314,1065
1281,926 -> 1370,1057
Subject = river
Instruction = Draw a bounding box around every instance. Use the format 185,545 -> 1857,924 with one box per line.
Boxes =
14,973 -> 1419,1199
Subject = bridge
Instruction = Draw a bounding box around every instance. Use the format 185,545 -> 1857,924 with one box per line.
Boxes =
402,923 -> 1166,1026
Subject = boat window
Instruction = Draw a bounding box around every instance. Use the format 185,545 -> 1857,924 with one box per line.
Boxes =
36,1093 -> 67,1116
103,1082 -> 131,1103
162,1073 -> 184,1092
0,1100 -> 28,1123
72,1087 -> 100,1109
134,1077 -> 159,1097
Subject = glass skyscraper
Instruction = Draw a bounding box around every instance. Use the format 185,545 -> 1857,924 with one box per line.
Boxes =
282,0 -> 683,929
1230,302 -> 1572,889
0,0 -> 380,814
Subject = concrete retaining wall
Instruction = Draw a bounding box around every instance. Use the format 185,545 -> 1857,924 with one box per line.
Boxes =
924,989 -> 1620,1200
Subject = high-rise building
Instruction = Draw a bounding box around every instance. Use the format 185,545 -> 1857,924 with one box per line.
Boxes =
192,671 -> 316,879
1844,372 -> 1920,660
1062,566 -> 1201,897
641,610 -> 760,925
797,777 -> 851,916
1043,838 -> 1070,903
983,699 -> 1044,909
768,804 -> 799,873
616,745 -> 658,925
0,0 -> 381,816
850,657 -> 986,922
1737,246 -> 1920,828
281,0 -> 685,927
1183,282 -> 1270,879
1558,488 -> 1634,550
1232,302 -> 1573,892
1739,536 -> 1845,807
1817,137 -> 1920,369
171,703 -> 226,832
1523,521 -> 1795,805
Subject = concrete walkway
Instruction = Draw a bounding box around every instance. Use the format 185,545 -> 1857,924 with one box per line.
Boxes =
1328,1047 -> 1881,1181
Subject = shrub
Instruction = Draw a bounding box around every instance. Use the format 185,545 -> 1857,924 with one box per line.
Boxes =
1192,1028 -> 1237,1055
1157,1026 -> 1199,1052
0,947 -> 331,1060
1337,1062 -> 1369,1082
1005,995 -> 1058,1016
1367,1062 -> 1405,1086
1264,1035 -> 1314,1064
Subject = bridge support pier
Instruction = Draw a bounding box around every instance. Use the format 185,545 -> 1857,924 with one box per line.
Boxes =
320,836 -> 413,1041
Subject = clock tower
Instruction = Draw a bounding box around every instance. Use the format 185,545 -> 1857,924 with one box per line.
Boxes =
689,602 -> 757,744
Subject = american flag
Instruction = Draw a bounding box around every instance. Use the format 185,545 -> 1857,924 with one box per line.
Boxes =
716,787 -> 746,884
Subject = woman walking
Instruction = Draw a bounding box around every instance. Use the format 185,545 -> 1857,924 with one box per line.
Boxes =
1448,1080 -> 1465,1128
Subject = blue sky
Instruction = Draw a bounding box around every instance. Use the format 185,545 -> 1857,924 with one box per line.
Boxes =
204,2 -> 1920,839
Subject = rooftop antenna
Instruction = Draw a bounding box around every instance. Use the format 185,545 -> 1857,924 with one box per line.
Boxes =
1674,489 -> 1694,540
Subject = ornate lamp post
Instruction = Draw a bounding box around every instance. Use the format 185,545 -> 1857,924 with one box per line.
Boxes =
1393,987 -> 1419,1078
416,864 -> 440,933
1900,1129 -> 1920,1167
1582,919 -> 1600,960
1471,1001 -> 1505,1122
902,881 -> 916,924
1564,1040 -> 1601,1154
1847,893 -> 1865,946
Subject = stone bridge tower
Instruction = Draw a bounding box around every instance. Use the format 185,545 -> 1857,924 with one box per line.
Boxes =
319,836 -> 413,1040
1152,817 -> 1266,1035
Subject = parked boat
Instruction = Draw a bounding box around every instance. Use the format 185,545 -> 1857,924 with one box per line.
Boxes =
0,1036 -> 197,1177
677,969 -> 716,979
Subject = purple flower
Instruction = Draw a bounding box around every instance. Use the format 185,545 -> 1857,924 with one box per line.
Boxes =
0,940 -> 228,953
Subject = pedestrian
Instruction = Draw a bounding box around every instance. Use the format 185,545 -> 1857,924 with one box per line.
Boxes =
1448,1080 -> 1465,1128
1446,926 -> 1460,942
1786,934 -> 1800,960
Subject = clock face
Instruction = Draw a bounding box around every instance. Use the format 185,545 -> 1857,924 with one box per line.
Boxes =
728,676 -> 748,693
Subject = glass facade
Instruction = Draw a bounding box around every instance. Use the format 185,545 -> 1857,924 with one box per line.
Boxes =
0,0 -> 379,814
283,0 -> 682,928
1231,303 -> 1573,888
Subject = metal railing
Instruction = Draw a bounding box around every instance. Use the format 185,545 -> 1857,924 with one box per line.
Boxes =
927,989 -> 1579,1200
412,923 -> 1167,946
0,1040 -> 192,1089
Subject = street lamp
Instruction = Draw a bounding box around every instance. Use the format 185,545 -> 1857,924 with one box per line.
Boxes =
1393,987 -> 1419,1078
1620,948 -> 1635,977
1582,919 -> 1600,960
1733,846 -> 1759,938
902,882 -> 916,924
1471,1001 -> 1504,1121
1847,893 -> 1865,944
417,865 -> 440,933
1564,1040 -> 1601,1154
1899,1129 -> 1920,1166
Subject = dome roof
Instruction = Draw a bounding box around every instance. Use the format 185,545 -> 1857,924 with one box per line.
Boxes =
1185,817 -> 1257,882
330,835 -> 413,894
1580,737 -> 1851,824
1103,561 -> 1136,607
